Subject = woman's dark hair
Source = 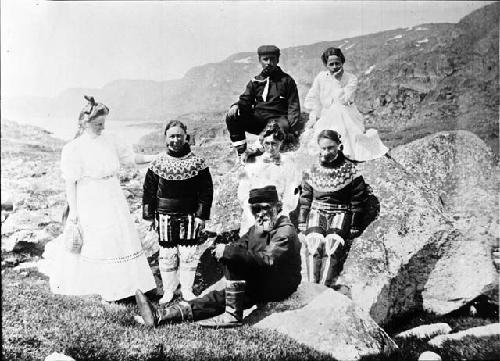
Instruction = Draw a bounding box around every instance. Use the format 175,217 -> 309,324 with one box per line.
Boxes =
321,47 -> 345,65
259,121 -> 285,143
164,120 -> 188,135
317,129 -> 342,144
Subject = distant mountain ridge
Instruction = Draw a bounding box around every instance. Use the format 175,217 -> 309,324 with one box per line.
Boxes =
3,3 -> 498,151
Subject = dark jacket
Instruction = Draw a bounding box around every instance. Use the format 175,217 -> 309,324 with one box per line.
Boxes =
221,215 -> 301,301
298,152 -> 370,228
237,67 -> 301,129
142,145 -> 213,220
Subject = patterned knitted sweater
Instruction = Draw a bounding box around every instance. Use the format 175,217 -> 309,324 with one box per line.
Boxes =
298,152 -> 370,225
142,145 -> 213,220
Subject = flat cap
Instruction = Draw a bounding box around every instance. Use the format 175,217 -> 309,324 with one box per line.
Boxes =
248,185 -> 279,204
257,45 -> 280,57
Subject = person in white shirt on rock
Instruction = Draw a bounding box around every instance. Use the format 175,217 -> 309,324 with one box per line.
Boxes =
237,121 -> 301,236
300,47 -> 388,162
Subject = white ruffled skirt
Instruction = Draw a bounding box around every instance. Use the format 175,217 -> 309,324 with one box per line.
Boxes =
38,176 -> 156,301
300,104 -> 388,162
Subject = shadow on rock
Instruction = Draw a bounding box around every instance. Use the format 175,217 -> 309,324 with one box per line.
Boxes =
371,229 -> 457,327
194,230 -> 240,296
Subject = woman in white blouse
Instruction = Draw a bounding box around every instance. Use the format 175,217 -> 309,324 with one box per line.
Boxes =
237,121 -> 301,236
39,96 -> 156,302
300,47 -> 388,161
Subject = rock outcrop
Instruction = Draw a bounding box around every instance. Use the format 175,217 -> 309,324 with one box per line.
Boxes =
337,131 -> 498,324
394,323 -> 452,340
428,323 -> 500,348
392,131 -> 499,313
418,351 -> 442,361
1,120 -> 65,259
253,284 -> 397,361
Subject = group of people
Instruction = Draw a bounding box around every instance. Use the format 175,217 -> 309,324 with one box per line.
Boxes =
40,44 -> 388,329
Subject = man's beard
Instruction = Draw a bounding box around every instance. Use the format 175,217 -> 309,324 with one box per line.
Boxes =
254,215 -> 276,234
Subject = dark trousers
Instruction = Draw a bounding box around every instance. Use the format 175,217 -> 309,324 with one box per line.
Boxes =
188,262 -> 297,321
188,264 -> 255,321
225,111 -> 289,143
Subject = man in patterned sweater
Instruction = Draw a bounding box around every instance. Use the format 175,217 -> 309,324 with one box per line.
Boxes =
298,129 -> 371,287
226,45 -> 302,156
142,120 -> 213,304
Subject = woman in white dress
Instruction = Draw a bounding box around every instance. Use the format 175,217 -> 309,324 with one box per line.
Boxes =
39,96 -> 156,302
300,47 -> 388,161
237,121 -> 301,236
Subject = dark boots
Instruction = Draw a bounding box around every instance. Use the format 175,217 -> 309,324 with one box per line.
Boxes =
198,280 -> 246,328
135,289 -> 192,328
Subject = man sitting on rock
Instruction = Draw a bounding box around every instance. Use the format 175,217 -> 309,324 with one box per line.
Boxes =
135,185 -> 302,328
225,45 -> 302,157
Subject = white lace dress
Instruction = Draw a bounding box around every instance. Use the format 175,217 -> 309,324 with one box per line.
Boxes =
39,132 -> 156,301
300,70 -> 388,161
237,153 -> 301,236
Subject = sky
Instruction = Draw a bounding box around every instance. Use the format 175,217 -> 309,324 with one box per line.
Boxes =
1,0 -> 493,98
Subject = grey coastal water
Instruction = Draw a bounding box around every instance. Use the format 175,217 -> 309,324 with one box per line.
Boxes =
7,116 -> 159,144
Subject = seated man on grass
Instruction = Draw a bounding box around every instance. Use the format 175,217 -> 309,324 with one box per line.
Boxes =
135,185 -> 302,328
225,45 -> 302,158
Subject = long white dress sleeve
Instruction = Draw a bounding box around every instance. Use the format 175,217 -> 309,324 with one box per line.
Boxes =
299,70 -> 388,162
342,72 -> 358,104
60,142 -> 83,182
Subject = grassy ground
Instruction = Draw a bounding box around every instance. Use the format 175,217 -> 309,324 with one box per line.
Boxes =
2,268 -> 336,361
3,267 -> 499,361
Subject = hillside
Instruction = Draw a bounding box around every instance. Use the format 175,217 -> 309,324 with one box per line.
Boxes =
3,3 -> 499,152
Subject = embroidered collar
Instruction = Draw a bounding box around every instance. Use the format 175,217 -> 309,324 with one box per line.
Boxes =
304,157 -> 359,193
149,151 -> 208,181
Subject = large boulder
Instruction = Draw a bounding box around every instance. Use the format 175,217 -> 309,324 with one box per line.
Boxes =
421,236 -> 498,314
392,131 -> 499,312
337,154 -> 452,324
337,131 -> 498,324
252,285 -> 397,361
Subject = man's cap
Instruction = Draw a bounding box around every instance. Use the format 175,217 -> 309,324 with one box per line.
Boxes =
248,185 -> 279,204
257,45 -> 280,57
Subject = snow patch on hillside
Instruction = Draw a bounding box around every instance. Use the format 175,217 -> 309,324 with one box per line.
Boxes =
387,34 -> 403,41
234,56 -> 252,64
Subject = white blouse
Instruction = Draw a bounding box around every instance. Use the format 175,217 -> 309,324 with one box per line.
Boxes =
304,70 -> 358,116
238,153 -> 300,210
61,132 -> 135,182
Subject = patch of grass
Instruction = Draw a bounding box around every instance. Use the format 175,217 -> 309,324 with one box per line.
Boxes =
361,310 -> 500,361
384,309 -> 497,336
2,269 -> 336,361
361,335 -> 500,361
440,335 -> 500,361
